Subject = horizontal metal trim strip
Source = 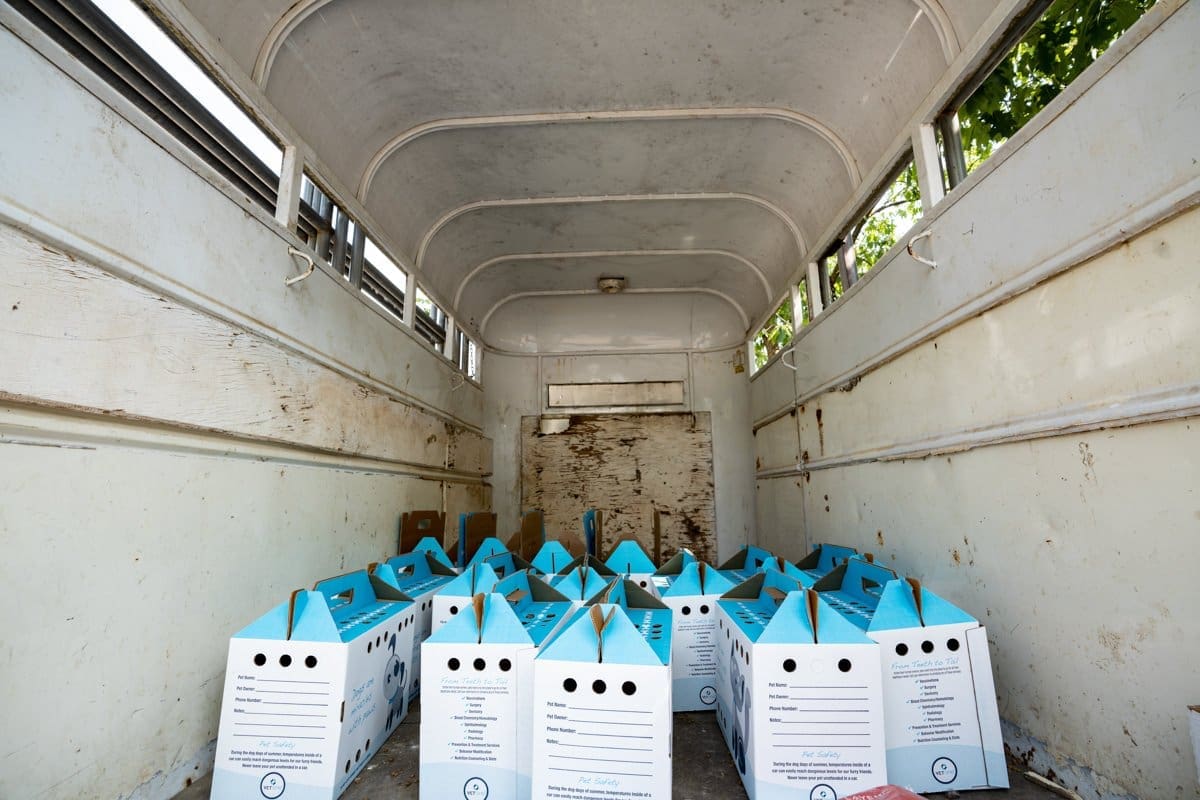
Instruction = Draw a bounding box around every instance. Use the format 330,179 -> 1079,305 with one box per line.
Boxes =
0,399 -> 490,483
755,382 -> 1200,476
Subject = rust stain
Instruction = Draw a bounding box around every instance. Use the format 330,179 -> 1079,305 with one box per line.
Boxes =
876,530 -> 884,546
816,407 -> 824,455
952,549 -> 961,565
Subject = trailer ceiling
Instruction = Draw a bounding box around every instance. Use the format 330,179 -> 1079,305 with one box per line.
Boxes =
182,0 -> 998,337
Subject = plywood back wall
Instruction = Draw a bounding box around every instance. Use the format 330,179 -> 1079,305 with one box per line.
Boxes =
520,413 -> 716,562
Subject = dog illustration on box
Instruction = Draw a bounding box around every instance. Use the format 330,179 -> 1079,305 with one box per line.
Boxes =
729,639 -> 750,775
383,631 -> 409,733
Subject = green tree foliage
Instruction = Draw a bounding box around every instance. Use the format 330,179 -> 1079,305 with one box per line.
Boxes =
753,298 -> 794,368
959,0 -> 1154,166
851,0 -> 1153,266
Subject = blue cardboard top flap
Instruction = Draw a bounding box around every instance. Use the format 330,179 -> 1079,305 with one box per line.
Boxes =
494,570 -> 573,645
870,577 -> 977,631
557,553 -> 618,577
553,564 -> 616,602
465,537 -> 511,568
483,549 -> 541,579
663,561 -> 735,597
374,552 -> 456,597
426,592 -> 533,645
604,539 -> 658,575
413,536 -> 455,570
590,578 -> 670,610
538,604 -> 665,665
653,548 -> 697,576
439,562 -> 501,597
758,590 -> 877,645
717,544 -> 778,572
795,542 -> 859,578
532,540 -> 574,574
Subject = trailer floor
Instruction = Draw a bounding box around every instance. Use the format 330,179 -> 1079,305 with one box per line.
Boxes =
177,701 -> 1058,799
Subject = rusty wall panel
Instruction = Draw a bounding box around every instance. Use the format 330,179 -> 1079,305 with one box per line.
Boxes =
519,413 -> 715,562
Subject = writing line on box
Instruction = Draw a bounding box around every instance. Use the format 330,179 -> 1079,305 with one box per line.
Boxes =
255,690 -> 331,696
556,744 -> 653,751
548,755 -> 653,765
258,679 -> 332,685
567,719 -> 654,727
549,768 -> 652,778
566,706 -> 652,714
231,734 -> 326,740
262,701 -> 327,707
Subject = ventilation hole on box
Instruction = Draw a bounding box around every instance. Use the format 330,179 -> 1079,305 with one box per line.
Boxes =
700,604 -> 710,615
355,749 -> 361,762
744,651 -> 750,665
592,680 -> 607,694
500,658 -> 512,672
448,658 -> 460,671
783,659 -> 796,673
344,760 -> 350,773
367,642 -> 372,653
306,655 -> 318,668
279,654 -> 292,667
838,658 -> 852,672
376,636 -> 381,648
682,606 -> 691,616
253,653 -> 266,666
366,739 -> 371,751
640,580 -> 648,587
564,678 -> 577,693
896,643 -> 908,656
921,640 -> 934,654
473,658 -> 486,671
947,638 -> 960,652
622,681 -> 637,696
450,605 -> 459,615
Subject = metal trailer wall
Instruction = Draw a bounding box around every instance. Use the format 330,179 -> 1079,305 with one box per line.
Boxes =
0,24 -> 490,800
482,292 -> 756,563
751,6 -> 1199,799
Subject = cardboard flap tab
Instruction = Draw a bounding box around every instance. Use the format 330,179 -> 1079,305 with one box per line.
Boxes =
313,570 -> 377,612
505,588 -> 529,604
653,548 -> 696,576
765,586 -> 788,604
906,577 -> 925,627
805,589 -> 820,643
472,593 -> 486,644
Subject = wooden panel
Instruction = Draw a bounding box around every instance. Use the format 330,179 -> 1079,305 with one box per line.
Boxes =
519,413 -> 716,562
0,224 -> 488,474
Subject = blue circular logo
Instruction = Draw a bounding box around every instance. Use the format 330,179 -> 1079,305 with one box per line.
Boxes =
464,777 -> 489,799
810,784 -> 836,800
932,756 -> 958,784
260,772 -> 285,799
699,686 -> 717,705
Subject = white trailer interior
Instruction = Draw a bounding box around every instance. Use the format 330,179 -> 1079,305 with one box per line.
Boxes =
0,1 -> 1196,798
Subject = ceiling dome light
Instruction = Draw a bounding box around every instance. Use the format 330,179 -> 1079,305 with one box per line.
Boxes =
597,277 -> 626,293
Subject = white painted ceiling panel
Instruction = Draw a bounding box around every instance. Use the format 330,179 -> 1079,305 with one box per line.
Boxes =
174,0 -> 1006,343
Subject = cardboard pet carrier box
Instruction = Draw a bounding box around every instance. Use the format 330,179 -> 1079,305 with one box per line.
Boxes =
660,561 -> 735,711
531,600 -> 673,800
373,551 -> 457,701
795,542 -> 860,582
814,559 -> 1007,793
431,561 -> 501,634
532,539 -> 575,574
211,570 -> 417,800
650,547 -> 697,595
419,585 -> 572,800
716,577 -> 887,800
718,544 -> 813,585
465,536 -> 512,568
604,538 -> 660,594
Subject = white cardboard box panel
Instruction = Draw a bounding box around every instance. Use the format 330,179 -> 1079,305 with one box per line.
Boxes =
532,603 -> 673,800
814,559 -> 1008,793
211,571 -> 417,800
660,561 -> 735,711
716,578 -> 887,800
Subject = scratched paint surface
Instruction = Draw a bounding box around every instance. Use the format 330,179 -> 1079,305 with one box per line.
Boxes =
519,413 -> 716,562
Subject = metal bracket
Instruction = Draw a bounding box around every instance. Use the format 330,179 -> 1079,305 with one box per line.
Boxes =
285,246 -> 316,286
906,230 -> 937,269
